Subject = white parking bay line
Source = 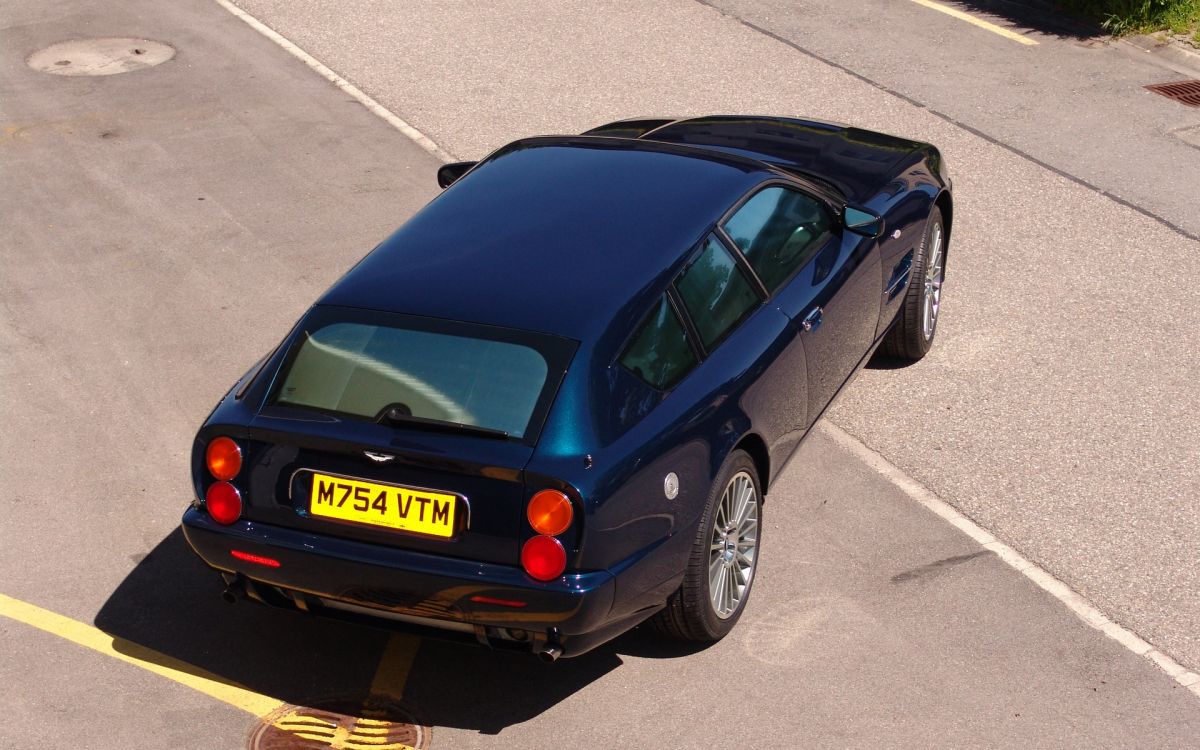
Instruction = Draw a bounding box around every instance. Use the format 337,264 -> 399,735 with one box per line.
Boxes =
212,0 -> 458,162
910,0 -> 1039,46
820,422 -> 1200,698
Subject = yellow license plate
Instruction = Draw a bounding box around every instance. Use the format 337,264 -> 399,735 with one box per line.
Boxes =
308,473 -> 458,538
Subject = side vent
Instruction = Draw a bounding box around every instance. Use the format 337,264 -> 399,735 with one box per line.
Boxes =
886,250 -> 915,301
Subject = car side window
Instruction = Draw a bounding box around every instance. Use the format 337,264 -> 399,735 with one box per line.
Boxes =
722,186 -> 832,293
619,295 -> 697,390
675,235 -> 760,350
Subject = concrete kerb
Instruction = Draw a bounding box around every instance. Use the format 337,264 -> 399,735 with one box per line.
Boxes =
1120,34 -> 1200,79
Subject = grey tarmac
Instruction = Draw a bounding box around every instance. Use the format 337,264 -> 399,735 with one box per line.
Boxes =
1,0 -> 1198,748
233,0 -> 1200,673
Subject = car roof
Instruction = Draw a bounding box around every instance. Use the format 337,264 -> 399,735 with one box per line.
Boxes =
319,137 -> 773,345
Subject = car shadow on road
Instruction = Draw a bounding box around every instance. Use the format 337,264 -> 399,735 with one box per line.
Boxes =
95,528 -> 699,736
952,0 -> 1103,39
865,350 -> 918,370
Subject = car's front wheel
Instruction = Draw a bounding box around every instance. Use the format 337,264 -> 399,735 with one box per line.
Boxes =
653,450 -> 762,642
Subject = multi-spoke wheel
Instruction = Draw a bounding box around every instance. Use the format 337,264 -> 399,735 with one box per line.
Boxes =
708,470 -> 758,619
921,221 -> 944,341
653,450 -> 762,642
882,205 -> 947,361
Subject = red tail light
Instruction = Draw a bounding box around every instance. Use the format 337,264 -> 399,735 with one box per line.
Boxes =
469,595 -> 528,608
206,437 -> 242,481
205,481 -> 242,525
526,489 -> 573,536
230,549 -> 280,568
521,535 -> 566,581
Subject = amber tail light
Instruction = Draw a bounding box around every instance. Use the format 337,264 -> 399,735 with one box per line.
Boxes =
205,436 -> 242,481
527,489 -> 573,536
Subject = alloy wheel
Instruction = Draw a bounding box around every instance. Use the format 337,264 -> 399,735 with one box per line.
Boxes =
922,222 -> 944,340
708,470 -> 758,619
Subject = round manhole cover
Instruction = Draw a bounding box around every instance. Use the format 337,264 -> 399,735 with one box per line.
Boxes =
249,698 -> 431,750
27,38 -> 174,76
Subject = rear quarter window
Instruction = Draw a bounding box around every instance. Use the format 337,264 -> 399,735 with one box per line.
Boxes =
674,235 -> 760,350
619,295 -> 697,390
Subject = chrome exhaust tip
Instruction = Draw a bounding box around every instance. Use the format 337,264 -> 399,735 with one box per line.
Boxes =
535,644 -> 563,663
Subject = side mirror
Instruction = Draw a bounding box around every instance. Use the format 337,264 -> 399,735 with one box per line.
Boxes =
842,205 -> 884,239
437,161 -> 477,189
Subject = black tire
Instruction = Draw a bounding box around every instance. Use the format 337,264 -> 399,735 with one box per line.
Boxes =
652,450 -> 762,642
880,206 -> 946,361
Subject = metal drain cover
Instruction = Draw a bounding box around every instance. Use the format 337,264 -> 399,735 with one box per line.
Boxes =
249,698 -> 430,750
27,38 -> 174,76
1145,79 -> 1200,108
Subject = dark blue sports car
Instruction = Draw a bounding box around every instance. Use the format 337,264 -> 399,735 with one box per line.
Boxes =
183,116 -> 952,660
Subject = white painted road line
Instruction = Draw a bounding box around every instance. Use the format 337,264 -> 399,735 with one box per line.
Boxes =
212,0 -> 1197,702
910,0 -> 1039,46
821,422 -> 1200,697
212,0 -> 458,162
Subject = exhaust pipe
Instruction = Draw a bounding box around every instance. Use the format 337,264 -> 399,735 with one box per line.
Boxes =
536,644 -> 563,663
221,575 -> 245,605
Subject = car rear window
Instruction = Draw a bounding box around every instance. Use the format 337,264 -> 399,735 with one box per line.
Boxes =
272,311 -> 569,440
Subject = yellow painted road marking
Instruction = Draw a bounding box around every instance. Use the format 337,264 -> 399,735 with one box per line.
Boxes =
0,592 -> 284,718
367,634 -> 421,701
910,0 -> 1039,45
2,592 -> 426,746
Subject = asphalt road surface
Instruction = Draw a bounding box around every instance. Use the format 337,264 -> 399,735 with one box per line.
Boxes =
1,0 -> 1198,748
234,0 -> 1200,672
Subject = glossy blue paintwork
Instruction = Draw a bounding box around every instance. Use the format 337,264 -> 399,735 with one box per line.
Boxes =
322,139 -> 767,343
183,115 -> 952,657
586,115 -> 932,202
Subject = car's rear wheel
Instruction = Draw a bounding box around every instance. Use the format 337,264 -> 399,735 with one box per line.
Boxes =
652,450 -> 761,642
881,205 -> 945,361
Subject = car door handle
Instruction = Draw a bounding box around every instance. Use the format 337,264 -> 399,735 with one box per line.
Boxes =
800,307 -> 823,332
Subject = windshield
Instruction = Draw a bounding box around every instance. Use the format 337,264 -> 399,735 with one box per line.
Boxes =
272,311 -> 568,440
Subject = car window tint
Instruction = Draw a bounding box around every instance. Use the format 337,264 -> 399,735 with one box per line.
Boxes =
722,186 -> 832,293
619,296 -> 696,389
675,235 -> 760,350
275,322 -> 548,437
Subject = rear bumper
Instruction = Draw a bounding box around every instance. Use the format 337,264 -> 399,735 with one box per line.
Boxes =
181,509 -> 621,657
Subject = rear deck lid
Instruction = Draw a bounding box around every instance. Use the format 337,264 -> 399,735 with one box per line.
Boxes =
643,116 -> 922,202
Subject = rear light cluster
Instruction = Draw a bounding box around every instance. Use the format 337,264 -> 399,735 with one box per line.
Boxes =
521,489 -> 573,581
204,436 -> 243,525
